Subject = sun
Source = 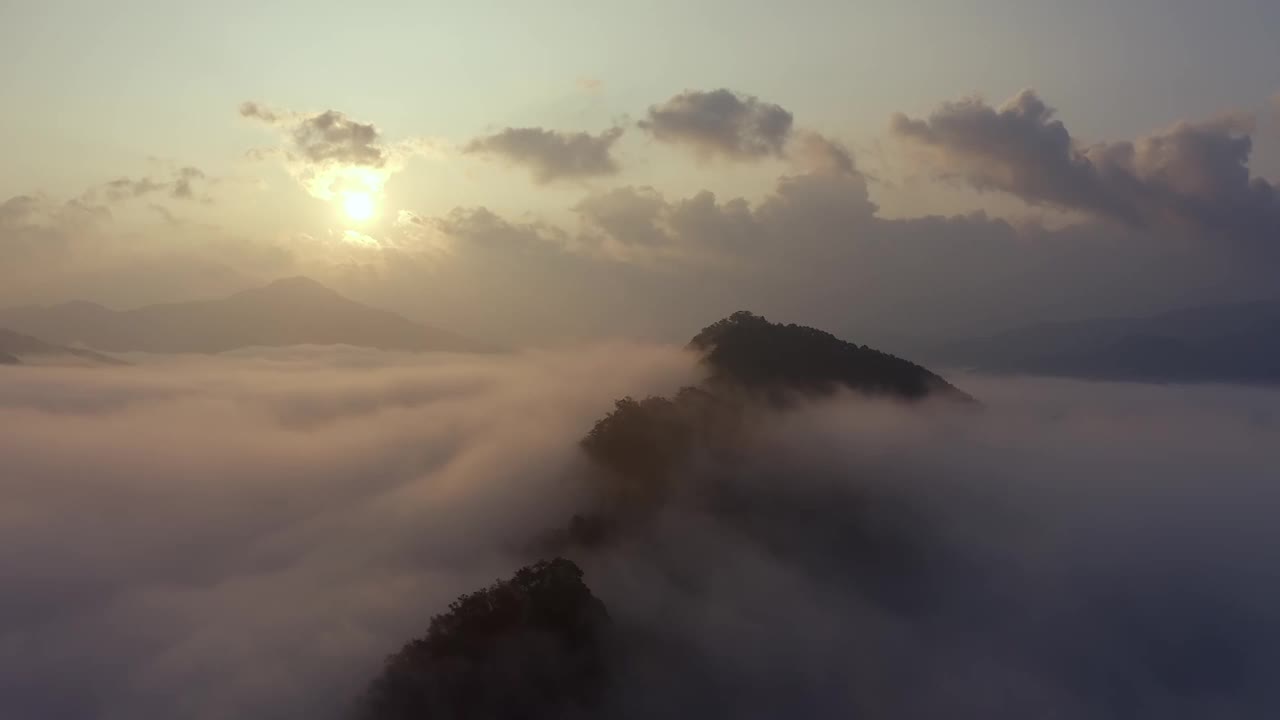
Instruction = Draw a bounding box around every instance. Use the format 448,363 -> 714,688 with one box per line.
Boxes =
342,191 -> 376,222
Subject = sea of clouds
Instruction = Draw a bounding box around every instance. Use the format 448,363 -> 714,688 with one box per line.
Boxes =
2,348 -> 1278,719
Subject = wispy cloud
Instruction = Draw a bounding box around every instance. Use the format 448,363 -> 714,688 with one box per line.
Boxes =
90,166 -> 210,204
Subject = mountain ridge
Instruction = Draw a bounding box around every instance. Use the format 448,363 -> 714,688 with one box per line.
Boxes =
0,277 -> 485,355
924,298 -> 1280,384
0,328 -> 125,366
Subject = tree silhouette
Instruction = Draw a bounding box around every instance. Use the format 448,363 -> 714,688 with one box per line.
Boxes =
565,313 -> 973,549
357,558 -> 610,720
575,385 -> 744,529
690,310 -> 968,400
359,314 -> 977,716
579,394 -> 696,505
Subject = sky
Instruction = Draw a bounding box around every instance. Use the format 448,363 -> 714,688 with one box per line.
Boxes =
1,0 -> 1279,345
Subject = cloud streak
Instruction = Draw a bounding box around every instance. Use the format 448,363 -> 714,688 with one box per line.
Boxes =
93,166 -> 209,203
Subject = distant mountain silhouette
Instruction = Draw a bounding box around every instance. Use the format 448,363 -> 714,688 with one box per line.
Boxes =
925,299 -> 1280,384
690,311 -> 970,400
0,328 -> 124,366
0,277 -> 483,354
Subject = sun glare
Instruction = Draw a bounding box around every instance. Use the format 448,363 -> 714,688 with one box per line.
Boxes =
343,192 -> 375,222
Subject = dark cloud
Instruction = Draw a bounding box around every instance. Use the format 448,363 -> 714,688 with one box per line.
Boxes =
292,110 -> 386,167
240,101 -> 388,168
464,126 -> 625,183
639,89 -> 794,161
575,187 -> 676,249
891,90 -> 1280,238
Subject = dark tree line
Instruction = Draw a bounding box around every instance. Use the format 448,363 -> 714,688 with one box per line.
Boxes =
357,559 -> 610,720
689,311 -> 968,401
568,312 -> 972,545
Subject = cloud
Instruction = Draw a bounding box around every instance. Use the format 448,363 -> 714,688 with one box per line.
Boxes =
392,152 -> 875,265
0,194 -> 109,272
338,155 -> 1251,346
237,101 -> 282,125
171,166 -> 207,199
891,89 -> 1280,238
0,184 -> 295,311
240,102 -> 387,168
395,206 -> 568,257
582,374 -> 1280,718
464,126 -> 625,183
239,102 -> 427,203
9,90 -> 1280,355
0,346 -> 696,720
2,351 -> 1279,718
575,187 -> 679,249
639,89 -> 794,161
93,166 -> 209,204
568,154 -> 876,262
790,131 -> 857,176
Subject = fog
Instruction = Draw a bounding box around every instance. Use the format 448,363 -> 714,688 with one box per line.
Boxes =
0,346 -> 695,720
2,351 -> 1278,719
588,375 -> 1280,718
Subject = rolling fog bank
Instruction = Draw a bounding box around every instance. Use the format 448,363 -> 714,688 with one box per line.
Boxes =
2,349 -> 1277,719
